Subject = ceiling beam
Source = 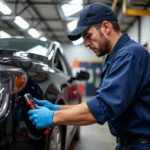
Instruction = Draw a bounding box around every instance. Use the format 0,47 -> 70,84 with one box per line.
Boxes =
118,0 -> 133,23
123,0 -> 150,16
3,21 -> 26,36
4,1 -> 83,5
123,0 -> 150,33
0,27 -> 64,32
5,0 -> 112,5
23,17 -> 77,22
25,0 -> 58,41
53,0 -> 68,35
0,2 -> 30,20
17,4 -> 30,16
4,1 -> 66,4
111,0 -> 119,11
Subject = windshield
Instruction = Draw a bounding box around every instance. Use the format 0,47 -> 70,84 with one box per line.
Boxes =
0,38 -> 50,56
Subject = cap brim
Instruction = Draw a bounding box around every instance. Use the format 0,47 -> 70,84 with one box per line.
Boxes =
67,25 -> 90,41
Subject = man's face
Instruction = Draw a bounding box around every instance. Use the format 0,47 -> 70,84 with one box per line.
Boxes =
82,26 -> 110,57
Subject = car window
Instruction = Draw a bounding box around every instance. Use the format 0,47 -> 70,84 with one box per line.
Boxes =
54,49 -> 69,75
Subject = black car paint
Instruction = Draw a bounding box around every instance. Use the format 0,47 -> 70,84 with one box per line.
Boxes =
0,39 -> 82,150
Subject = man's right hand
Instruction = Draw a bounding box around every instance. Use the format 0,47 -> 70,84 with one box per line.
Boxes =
34,98 -> 60,111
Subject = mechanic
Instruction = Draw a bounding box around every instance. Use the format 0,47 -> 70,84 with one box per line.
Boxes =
28,2 -> 150,150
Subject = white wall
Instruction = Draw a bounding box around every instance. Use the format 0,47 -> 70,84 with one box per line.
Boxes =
127,20 -> 139,43
61,43 -> 99,65
127,16 -> 150,46
141,16 -> 150,45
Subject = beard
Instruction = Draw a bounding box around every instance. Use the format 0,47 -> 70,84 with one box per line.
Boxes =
96,30 -> 110,57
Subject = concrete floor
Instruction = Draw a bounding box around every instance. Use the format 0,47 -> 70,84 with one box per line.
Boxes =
68,97 -> 116,150
68,124 -> 116,150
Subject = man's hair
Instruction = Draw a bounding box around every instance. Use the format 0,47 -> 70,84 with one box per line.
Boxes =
93,21 -> 120,32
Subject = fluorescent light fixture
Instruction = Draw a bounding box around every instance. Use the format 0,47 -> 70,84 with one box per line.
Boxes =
0,31 -> 11,38
0,1 -> 12,15
72,37 -> 83,45
28,28 -> 40,38
67,20 -> 78,31
40,37 -> 47,41
61,4 -> 83,17
14,16 -> 29,29
69,0 -> 83,4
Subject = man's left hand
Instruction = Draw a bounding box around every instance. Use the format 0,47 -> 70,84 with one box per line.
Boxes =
28,105 -> 54,129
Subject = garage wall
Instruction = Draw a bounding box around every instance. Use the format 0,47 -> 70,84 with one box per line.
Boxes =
127,16 -> 150,45
127,20 -> 138,43
140,16 -> 150,45
61,43 -> 99,65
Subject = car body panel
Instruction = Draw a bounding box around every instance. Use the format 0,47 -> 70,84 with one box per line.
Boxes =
0,38 -> 83,150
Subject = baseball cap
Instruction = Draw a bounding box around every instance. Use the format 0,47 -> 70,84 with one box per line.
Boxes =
67,2 -> 118,41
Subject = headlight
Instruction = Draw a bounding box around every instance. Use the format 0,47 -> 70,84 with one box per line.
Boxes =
0,65 -> 27,95
0,65 -> 27,120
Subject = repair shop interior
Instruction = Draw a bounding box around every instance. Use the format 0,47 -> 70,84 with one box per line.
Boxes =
0,0 -> 150,150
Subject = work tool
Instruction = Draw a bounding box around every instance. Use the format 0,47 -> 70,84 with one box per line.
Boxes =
24,93 -> 49,135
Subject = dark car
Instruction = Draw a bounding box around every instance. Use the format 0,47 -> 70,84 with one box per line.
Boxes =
0,37 -> 89,150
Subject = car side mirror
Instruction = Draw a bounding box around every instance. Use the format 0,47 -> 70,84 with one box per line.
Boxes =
69,70 -> 90,82
75,70 -> 90,80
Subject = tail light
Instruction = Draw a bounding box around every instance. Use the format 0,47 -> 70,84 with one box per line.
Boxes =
0,65 -> 27,120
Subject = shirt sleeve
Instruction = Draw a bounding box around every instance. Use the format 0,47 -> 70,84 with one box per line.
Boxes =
86,53 -> 144,125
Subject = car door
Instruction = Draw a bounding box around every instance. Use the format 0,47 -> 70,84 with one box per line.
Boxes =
47,42 -> 81,148
52,43 -> 80,104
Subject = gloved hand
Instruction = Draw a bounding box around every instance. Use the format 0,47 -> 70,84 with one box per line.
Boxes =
28,105 -> 54,128
34,98 -> 60,111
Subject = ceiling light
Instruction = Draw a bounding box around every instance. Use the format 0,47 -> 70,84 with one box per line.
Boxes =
67,20 -> 78,31
0,1 -> 12,15
14,16 -> 29,29
0,31 -> 11,38
61,4 -> 83,17
72,37 -> 83,45
28,28 -> 40,38
69,0 -> 83,5
40,37 -> 47,41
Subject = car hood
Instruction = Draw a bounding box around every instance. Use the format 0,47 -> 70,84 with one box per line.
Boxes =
0,49 -> 48,71
0,49 -> 46,61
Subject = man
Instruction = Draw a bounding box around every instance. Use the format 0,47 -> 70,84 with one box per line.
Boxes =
28,2 -> 150,150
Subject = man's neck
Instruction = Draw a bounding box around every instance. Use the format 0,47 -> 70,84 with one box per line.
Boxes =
108,32 -> 122,54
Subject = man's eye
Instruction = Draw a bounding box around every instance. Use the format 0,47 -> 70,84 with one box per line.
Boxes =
86,35 -> 91,39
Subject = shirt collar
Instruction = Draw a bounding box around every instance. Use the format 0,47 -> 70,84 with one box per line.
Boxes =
105,33 -> 130,65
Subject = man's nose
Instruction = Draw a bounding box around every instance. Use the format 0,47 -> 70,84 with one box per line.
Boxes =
84,40 -> 90,47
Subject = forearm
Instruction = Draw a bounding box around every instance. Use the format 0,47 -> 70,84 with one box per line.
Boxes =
59,105 -> 76,110
53,103 -> 96,126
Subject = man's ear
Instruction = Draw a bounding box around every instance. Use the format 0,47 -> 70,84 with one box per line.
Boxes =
102,21 -> 111,34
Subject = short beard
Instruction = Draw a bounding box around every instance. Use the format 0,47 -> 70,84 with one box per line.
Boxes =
97,30 -> 110,57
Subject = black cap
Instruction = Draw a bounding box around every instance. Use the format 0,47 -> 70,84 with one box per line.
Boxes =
67,2 -> 118,41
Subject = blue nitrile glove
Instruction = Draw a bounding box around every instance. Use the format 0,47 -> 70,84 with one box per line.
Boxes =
28,105 -> 54,128
34,98 -> 60,111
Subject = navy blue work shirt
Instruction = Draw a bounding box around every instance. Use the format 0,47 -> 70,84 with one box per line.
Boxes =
87,33 -> 150,137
